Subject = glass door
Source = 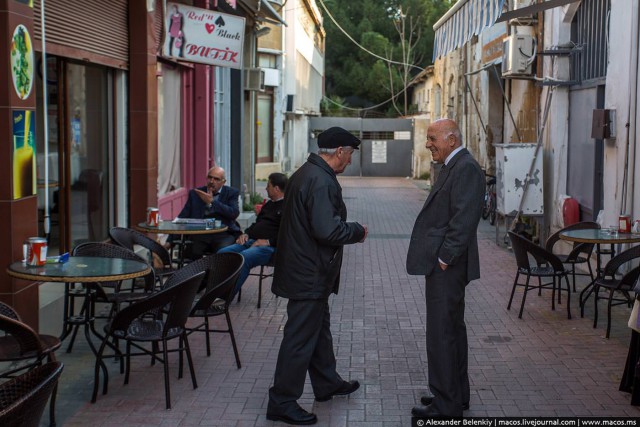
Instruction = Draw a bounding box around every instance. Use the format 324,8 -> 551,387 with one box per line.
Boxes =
35,57 -> 112,252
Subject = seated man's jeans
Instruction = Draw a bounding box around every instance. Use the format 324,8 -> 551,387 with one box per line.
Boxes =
217,240 -> 275,293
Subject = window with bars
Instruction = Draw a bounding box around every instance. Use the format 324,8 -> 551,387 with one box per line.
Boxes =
571,0 -> 610,84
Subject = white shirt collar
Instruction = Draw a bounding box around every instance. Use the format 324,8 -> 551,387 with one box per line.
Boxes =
444,146 -> 464,166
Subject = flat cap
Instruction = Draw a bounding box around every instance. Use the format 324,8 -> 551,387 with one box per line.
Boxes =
317,127 -> 361,150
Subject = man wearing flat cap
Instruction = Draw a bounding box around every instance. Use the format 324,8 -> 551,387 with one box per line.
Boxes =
267,126 -> 368,425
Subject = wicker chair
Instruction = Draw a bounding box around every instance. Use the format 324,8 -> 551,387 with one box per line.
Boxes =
508,231 -> 572,319
184,253 -> 244,368
237,255 -> 275,308
109,226 -> 174,286
592,245 -> 640,338
545,221 -> 598,292
0,361 -> 63,427
0,303 -> 62,426
64,243 -> 155,353
92,270 -> 204,409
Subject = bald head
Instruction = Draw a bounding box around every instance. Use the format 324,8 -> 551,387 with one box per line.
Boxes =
206,166 -> 227,193
426,119 -> 463,163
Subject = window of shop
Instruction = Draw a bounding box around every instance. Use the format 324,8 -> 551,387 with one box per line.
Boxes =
158,63 -> 182,196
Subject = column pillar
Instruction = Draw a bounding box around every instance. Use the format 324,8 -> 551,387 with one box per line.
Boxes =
0,0 -> 39,328
128,1 -> 158,225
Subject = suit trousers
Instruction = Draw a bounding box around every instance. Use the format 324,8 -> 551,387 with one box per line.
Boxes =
425,264 -> 470,416
268,298 -> 342,412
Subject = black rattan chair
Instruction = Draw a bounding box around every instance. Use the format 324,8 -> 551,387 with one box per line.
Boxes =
91,270 -> 204,409
109,226 -> 174,286
66,243 -> 156,353
237,255 -> 275,308
0,302 -> 62,426
592,245 -> 640,338
508,231 -> 572,319
184,253 -> 244,368
0,361 -> 63,427
545,221 -> 598,292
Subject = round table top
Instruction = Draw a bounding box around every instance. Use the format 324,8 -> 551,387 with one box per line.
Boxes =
559,228 -> 640,244
7,256 -> 151,283
136,221 -> 228,235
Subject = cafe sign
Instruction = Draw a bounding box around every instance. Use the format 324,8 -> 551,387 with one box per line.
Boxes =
163,2 -> 245,69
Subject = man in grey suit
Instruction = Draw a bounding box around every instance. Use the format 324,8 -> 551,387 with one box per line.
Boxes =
406,119 -> 485,417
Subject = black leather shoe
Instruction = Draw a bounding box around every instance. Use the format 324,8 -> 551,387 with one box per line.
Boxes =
315,380 -> 360,402
420,395 -> 469,410
412,405 -> 445,418
266,406 -> 317,425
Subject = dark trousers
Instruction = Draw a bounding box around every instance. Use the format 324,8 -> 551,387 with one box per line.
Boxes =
268,299 -> 342,412
189,232 -> 235,258
425,264 -> 470,416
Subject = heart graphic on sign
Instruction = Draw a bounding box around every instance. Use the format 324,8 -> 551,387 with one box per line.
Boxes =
205,23 -> 216,34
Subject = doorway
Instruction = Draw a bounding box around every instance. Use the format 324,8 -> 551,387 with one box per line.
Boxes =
35,55 -> 113,253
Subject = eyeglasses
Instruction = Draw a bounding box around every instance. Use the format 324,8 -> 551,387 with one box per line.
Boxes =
207,175 -> 225,182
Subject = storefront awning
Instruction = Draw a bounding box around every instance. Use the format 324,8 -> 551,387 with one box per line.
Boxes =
433,0 -> 505,60
433,0 -> 579,60
238,0 -> 287,26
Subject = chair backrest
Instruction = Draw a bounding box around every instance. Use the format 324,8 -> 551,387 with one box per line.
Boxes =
109,227 -> 172,268
0,312 -> 45,357
162,256 -> 211,291
109,271 -> 204,337
545,221 -> 599,253
0,361 -> 64,427
191,253 -> 244,314
0,302 -> 20,321
604,244 -> 640,277
72,242 -> 155,293
508,231 -> 565,272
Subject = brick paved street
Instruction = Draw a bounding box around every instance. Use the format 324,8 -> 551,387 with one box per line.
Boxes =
46,177 -> 640,426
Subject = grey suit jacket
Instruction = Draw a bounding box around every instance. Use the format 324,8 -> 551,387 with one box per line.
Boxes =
406,148 -> 485,280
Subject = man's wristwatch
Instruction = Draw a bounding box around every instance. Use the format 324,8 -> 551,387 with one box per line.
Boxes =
206,202 -> 212,208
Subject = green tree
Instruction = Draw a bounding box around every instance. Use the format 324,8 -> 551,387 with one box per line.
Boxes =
320,0 -> 454,117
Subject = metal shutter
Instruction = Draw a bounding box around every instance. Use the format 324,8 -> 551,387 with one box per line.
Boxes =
33,0 -> 129,69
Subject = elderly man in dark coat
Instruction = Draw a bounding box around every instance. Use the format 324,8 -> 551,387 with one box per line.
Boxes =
266,127 -> 368,425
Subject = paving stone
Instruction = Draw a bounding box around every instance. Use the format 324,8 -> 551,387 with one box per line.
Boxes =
41,177 -> 640,426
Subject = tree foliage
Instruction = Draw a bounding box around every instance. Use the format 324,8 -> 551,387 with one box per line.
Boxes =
320,0 -> 454,117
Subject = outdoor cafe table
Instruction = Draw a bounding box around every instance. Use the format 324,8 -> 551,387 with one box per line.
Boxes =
136,220 -> 228,267
559,228 -> 640,314
7,256 -> 151,356
560,228 -> 640,406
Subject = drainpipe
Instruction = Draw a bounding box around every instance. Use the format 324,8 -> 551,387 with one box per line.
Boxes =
40,0 -> 50,237
622,2 -> 639,219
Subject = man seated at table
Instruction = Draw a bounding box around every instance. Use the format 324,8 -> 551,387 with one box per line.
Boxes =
218,172 -> 287,294
168,166 -> 241,259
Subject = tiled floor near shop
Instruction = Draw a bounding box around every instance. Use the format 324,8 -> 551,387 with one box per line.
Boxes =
40,177 -> 640,426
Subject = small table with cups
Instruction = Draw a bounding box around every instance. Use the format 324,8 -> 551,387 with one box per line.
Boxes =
559,228 -> 640,314
136,219 -> 228,267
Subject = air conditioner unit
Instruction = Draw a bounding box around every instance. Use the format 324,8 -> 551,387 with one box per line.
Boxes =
243,68 -> 265,91
513,0 -> 534,10
501,35 -> 535,77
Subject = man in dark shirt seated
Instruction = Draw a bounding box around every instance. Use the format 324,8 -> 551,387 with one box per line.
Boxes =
218,172 -> 287,293
169,166 -> 241,258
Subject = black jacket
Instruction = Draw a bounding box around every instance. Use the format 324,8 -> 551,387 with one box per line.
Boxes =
272,153 -> 365,300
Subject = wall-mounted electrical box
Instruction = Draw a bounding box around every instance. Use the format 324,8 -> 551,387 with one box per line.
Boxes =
591,109 -> 616,139
501,35 -> 536,77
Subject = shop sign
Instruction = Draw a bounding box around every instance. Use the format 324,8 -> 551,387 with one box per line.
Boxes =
12,110 -> 36,200
481,21 -> 507,64
10,24 -> 34,100
164,2 -> 245,69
